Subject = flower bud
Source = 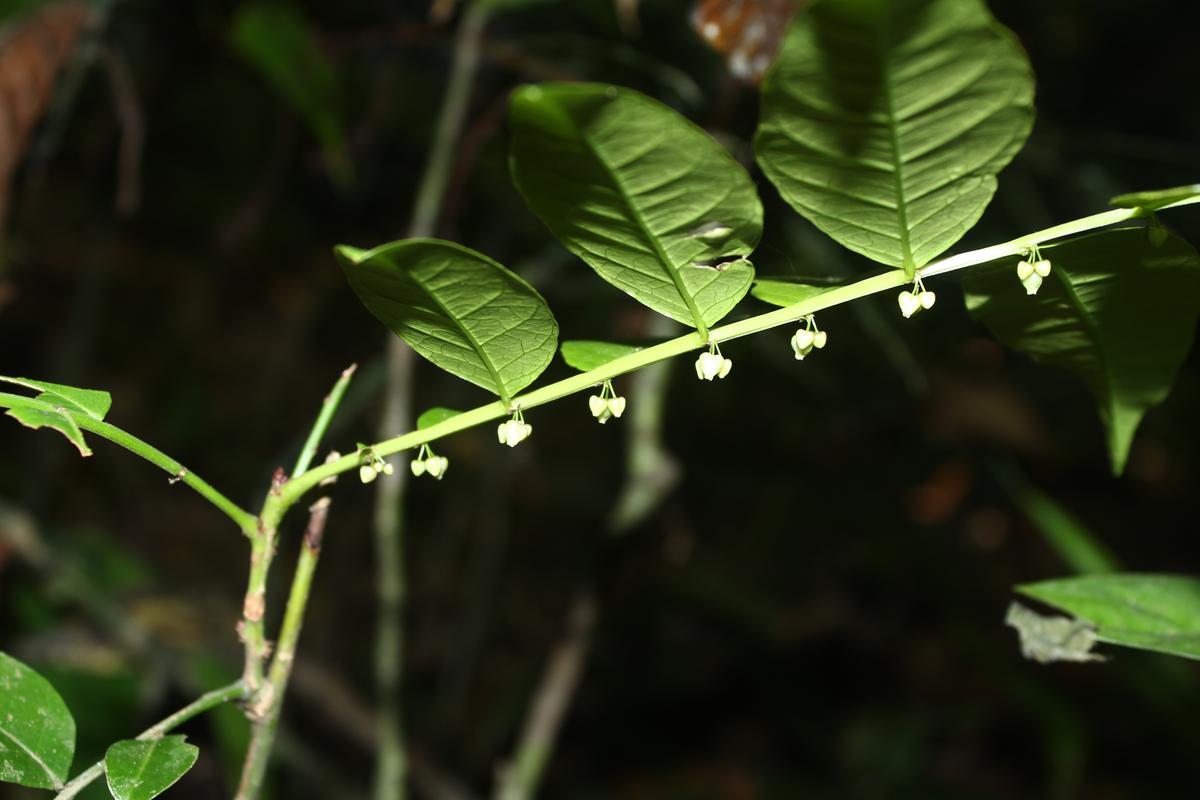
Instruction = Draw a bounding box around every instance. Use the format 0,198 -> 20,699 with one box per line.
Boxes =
898,290 -> 920,318
919,290 -> 936,310
1022,272 -> 1043,295
410,459 -> 426,477
696,351 -> 725,381
359,464 -> 378,484
813,330 -> 828,349
608,396 -> 626,418
425,456 -> 448,479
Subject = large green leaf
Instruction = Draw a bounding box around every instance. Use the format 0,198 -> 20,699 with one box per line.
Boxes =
105,735 -> 199,800
560,340 -> 641,372
963,228 -> 1200,475
755,0 -> 1034,274
509,82 -> 762,335
0,651 -> 75,790
338,239 -> 559,404
1017,574 -> 1200,661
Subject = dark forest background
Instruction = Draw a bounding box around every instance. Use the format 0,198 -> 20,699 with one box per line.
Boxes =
2,1 -> 1199,798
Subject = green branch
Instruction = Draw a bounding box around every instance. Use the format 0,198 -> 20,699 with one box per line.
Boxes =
0,392 -> 255,530
54,680 -> 247,800
279,202 -> 1159,508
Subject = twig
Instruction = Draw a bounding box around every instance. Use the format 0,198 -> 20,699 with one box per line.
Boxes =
54,680 -> 247,799
235,495 -> 334,799
99,45 -> 144,218
293,364 -> 358,477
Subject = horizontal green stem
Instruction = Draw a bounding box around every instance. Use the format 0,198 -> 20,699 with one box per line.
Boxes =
280,202 -> 1161,507
55,680 -> 247,799
0,392 -> 255,530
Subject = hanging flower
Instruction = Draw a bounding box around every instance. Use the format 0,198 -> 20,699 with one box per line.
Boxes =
898,277 -> 936,318
790,315 -> 829,361
410,444 -> 449,480
357,444 -> 393,484
1016,254 -> 1052,296
497,408 -> 533,447
588,380 -> 626,424
695,342 -> 732,381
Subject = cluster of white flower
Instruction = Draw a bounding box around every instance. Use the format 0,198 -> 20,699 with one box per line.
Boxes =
498,408 -> 533,447
410,444 -> 449,480
790,315 -> 828,360
588,380 -> 626,424
695,342 -> 733,381
1016,256 -> 1052,295
357,446 -> 394,484
897,278 -> 936,318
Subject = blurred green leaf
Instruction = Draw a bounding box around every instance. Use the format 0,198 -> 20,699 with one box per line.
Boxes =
1017,574 -> 1200,661
229,2 -> 349,181
750,278 -> 841,308
1110,184 -> 1200,212
509,82 -> 761,333
416,407 -> 463,430
337,239 -> 559,404
0,651 -> 75,790
0,375 -> 111,419
105,735 -> 199,800
963,228 -> 1200,475
755,0 -> 1034,275
5,405 -> 91,456
1006,602 -> 1104,664
560,340 -> 640,372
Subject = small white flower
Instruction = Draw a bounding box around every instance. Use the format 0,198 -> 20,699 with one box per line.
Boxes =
919,289 -> 936,310
813,330 -> 828,349
425,455 -> 449,480
410,458 -> 426,477
696,350 -> 725,380
380,461 -> 394,476
1033,259 -> 1051,278
1022,272 -> 1044,295
898,290 -> 921,318
717,357 -> 732,379
498,412 -> 533,447
1017,259 -> 1034,280
359,464 -> 378,484
588,394 -> 608,419
607,396 -> 626,418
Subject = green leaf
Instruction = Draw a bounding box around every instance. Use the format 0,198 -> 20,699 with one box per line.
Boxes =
1110,184 -> 1200,212
337,239 -> 559,404
560,340 -> 641,372
230,2 -> 349,180
1017,574 -> 1200,661
0,375 -> 111,419
105,735 -> 199,800
509,82 -> 762,335
755,0 -> 1034,275
5,406 -> 91,456
750,278 -> 842,308
416,407 -> 463,430
962,228 -> 1200,475
0,651 -> 75,790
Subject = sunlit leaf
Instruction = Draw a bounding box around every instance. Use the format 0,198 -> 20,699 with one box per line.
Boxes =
755,0 -> 1034,275
963,228 -> 1200,475
1110,184 -> 1200,212
416,407 -> 463,430
1017,574 -> 1200,661
337,239 -> 559,404
0,651 -> 75,790
5,406 -> 90,456
560,340 -> 640,372
509,82 -> 762,334
105,735 -> 199,800
750,278 -> 841,308
0,375 -> 110,419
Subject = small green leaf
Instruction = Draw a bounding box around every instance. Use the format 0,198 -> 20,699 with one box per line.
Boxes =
0,651 -> 75,790
1017,574 -> 1200,661
230,2 -> 349,180
338,239 -> 559,404
963,228 -> 1200,475
105,735 -> 199,800
0,375 -> 111,419
1110,184 -> 1200,212
560,341 -> 641,372
750,278 -> 842,308
509,82 -> 762,334
755,0 -> 1034,275
5,406 -> 91,456
416,407 -> 463,430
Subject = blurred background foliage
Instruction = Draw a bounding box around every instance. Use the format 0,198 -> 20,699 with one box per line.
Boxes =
1,0 -> 1199,798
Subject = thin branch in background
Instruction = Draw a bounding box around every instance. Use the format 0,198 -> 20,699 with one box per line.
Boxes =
373,3 -> 493,799
99,44 -> 144,218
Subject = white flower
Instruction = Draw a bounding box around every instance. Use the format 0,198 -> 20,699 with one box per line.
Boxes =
607,396 -> 626,418
359,464 -> 378,484
588,394 -> 612,423
920,290 -> 936,310
695,350 -> 725,380
813,330 -> 828,349
1022,272 -> 1044,295
410,458 -> 426,477
898,290 -> 921,318
498,417 -> 532,447
1033,258 -> 1051,278
425,455 -> 449,479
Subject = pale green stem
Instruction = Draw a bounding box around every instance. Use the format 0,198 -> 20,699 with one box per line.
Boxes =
277,202 -> 1175,507
0,391 -> 255,530
55,681 -> 247,799
292,364 -> 358,478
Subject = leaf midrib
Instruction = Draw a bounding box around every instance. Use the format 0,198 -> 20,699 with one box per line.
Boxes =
877,10 -> 915,274
0,722 -> 63,789
579,124 -> 710,337
411,265 -> 511,403
1051,268 -> 1118,447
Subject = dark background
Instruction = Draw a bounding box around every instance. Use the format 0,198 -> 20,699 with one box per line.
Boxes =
2,1 -> 1199,798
